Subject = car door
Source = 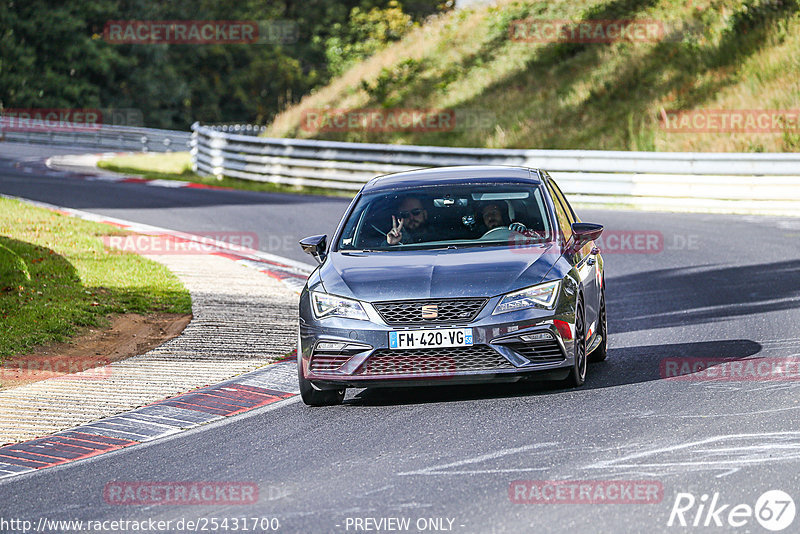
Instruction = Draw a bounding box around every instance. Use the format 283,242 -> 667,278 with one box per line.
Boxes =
545,175 -> 600,336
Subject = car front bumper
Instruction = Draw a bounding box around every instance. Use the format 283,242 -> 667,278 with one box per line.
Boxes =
299,290 -> 578,390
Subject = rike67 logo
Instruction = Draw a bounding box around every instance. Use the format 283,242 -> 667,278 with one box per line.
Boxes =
668,490 -> 796,531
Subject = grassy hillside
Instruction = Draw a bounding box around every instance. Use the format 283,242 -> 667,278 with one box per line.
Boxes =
265,0 -> 800,152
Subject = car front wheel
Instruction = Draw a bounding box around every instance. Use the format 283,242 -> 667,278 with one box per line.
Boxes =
589,286 -> 607,362
298,369 -> 345,406
564,299 -> 587,387
297,337 -> 345,406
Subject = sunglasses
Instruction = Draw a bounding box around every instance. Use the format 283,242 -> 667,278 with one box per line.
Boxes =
398,208 -> 425,219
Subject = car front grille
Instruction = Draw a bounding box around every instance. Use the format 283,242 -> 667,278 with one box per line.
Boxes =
356,345 -> 515,376
506,340 -> 565,363
373,298 -> 487,326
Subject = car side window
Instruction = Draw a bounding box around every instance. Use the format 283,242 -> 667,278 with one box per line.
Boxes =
550,183 -> 581,227
545,179 -> 572,244
548,175 -> 596,259
547,174 -> 580,224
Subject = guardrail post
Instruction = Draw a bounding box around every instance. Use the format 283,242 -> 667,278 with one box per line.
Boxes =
190,125 -> 199,173
208,132 -> 227,181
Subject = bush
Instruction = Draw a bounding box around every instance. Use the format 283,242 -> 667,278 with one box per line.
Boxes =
325,1 -> 416,76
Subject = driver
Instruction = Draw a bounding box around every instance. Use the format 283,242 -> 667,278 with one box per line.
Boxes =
478,201 -> 527,235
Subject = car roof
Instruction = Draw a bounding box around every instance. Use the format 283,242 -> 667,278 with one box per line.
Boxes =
362,166 -> 542,193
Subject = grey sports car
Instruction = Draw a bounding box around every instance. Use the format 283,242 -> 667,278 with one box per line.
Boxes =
297,166 -> 606,405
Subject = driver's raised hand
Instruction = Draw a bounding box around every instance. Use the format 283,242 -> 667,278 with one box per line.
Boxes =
387,215 -> 404,245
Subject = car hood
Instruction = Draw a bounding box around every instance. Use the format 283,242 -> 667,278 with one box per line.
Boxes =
319,244 -> 559,301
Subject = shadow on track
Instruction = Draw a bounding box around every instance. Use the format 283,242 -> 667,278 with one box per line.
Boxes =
607,260 -> 800,334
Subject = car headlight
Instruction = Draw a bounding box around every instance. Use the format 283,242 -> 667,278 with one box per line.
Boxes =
311,291 -> 369,321
492,280 -> 561,315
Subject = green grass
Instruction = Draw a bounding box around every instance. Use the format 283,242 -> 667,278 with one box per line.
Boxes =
267,0 -> 800,153
97,152 -> 355,198
98,152 -> 196,178
0,197 -> 191,361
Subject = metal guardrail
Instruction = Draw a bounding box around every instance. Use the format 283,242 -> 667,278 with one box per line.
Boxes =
191,122 -> 800,214
4,120 -> 797,214
1,124 -> 191,152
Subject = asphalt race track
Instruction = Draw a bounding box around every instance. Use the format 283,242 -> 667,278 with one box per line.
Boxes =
2,143 -> 800,533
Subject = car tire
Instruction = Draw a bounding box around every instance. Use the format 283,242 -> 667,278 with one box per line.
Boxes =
589,287 -> 607,363
564,299 -> 587,387
298,369 -> 345,406
297,337 -> 345,406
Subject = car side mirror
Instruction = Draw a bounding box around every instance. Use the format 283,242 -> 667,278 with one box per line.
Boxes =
570,222 -> 603,250
299,234 -> 327,264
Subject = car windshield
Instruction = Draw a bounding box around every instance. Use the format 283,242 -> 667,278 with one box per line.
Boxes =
336,183 -> 553,251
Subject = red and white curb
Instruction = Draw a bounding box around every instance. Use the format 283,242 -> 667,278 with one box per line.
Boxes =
9,152 -> 232,191
0,193 -> 314,480
42,152 -> 234,191
0,359 -> 299,479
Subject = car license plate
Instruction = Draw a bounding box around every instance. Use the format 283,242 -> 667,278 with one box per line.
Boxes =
388,328 -> 473,350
